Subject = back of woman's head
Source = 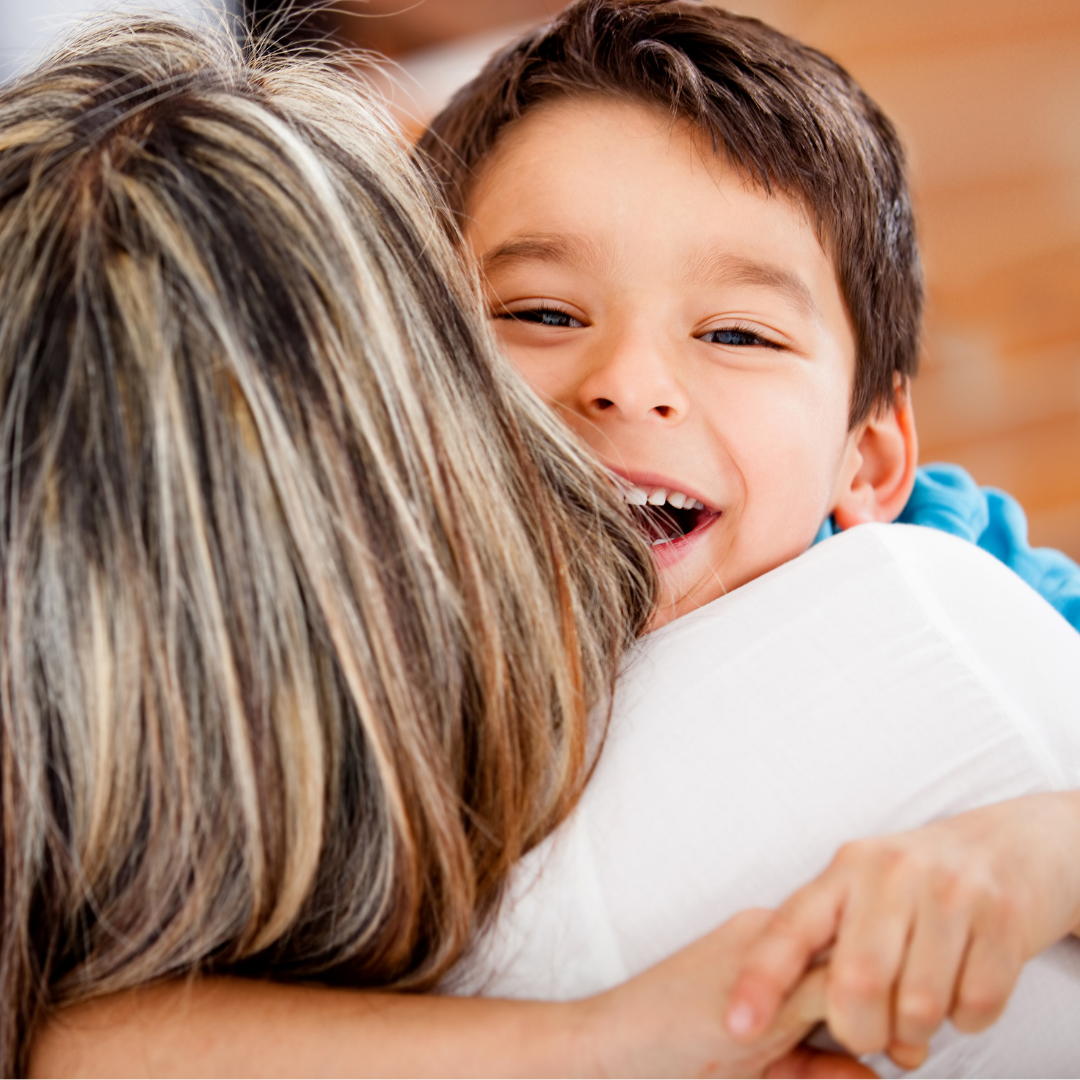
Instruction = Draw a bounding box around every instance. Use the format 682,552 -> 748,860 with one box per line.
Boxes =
0,19 -> 654,1072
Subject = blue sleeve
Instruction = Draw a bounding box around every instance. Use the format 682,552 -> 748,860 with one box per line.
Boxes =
896,464 -> 1080,632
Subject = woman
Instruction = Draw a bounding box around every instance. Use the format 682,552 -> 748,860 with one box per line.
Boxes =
12,18 -> 1080,1080
0,16 -> 850,1079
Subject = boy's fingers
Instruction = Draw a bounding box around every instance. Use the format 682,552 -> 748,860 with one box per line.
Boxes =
893,893 -> 970,1047
726,883 -> 844,1040
885,1040 -> 929,1070
826,878 -> 913,1056
951,928 -> 1022,1033
780,964 -> 829,1029
747,967 -> 830,1074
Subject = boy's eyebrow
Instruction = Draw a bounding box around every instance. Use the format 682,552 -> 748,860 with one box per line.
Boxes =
481,237 -> 819,316
477,233 -> 601,274
688,251 -> 818,316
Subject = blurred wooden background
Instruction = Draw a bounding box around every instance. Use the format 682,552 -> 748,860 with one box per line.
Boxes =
329,0 -> 1080,559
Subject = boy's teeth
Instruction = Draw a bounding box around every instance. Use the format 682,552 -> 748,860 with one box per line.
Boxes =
621,486 -> 709,512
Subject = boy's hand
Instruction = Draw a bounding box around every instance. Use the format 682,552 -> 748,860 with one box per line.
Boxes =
723,792 -> 1080,1065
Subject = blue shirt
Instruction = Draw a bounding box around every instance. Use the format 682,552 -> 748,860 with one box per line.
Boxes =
814,463 -> 1080,632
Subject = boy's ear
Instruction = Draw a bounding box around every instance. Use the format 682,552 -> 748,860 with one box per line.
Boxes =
832,379 -> 918,530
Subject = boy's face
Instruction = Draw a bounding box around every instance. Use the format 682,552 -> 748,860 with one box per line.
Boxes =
464,96 -> 865,626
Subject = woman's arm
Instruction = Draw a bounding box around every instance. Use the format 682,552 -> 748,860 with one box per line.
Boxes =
29,911 -> 870,1079
32,979 -> 590,1079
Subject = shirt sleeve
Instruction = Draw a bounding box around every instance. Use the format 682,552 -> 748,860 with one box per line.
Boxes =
897,463 -> 1080,631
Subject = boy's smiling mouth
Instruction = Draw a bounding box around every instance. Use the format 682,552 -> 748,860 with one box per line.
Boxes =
613,471 -> 723,562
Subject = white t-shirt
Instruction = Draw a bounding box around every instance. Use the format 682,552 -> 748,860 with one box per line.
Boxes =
454,524 -> 1080,1078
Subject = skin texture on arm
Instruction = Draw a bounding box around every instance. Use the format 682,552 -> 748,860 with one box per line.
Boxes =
29,911 -> 874,1079
30,980 -> 592,1080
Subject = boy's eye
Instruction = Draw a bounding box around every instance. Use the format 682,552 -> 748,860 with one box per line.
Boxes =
496,307 -> 584,328
700,327 -> 782,349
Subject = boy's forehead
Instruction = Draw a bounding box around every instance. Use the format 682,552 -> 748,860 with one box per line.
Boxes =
474,94 -> 719,201
466,95 -> 838,320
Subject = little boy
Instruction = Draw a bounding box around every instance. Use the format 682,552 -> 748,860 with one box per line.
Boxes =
416,0 -> 1080,1068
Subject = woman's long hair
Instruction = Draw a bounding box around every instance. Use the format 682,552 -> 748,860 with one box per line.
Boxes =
0,19 -> 655,1073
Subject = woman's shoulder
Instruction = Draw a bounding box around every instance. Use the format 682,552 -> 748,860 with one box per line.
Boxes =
630,522 -> 1080,791
660,520 -> 1075,658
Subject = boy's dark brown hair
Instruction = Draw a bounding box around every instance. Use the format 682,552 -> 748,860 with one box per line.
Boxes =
417,0 -> 922,426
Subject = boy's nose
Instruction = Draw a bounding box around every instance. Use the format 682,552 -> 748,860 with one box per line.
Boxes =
577,337 -> 688,423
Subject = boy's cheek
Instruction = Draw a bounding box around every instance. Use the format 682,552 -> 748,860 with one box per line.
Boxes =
732,391 -> 848,503
716,440 -> 841,579
747,454 -> 839,554
493,335 -> 584,406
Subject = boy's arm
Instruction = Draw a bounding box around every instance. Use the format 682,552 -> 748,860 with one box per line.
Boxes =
28,911 -> 872,1079
724,791 -> 1080,1069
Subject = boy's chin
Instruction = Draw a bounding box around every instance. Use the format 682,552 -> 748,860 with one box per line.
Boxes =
650,543 -> 806,628
649,574 -> 730,630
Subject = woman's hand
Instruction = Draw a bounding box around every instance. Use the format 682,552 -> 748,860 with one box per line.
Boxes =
585,908 -> 867,1077
31,908 -> 870,1078
723,792 -> 1080,1069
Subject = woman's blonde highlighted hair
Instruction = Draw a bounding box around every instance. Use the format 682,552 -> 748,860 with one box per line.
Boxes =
0,19 -> 654,1073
